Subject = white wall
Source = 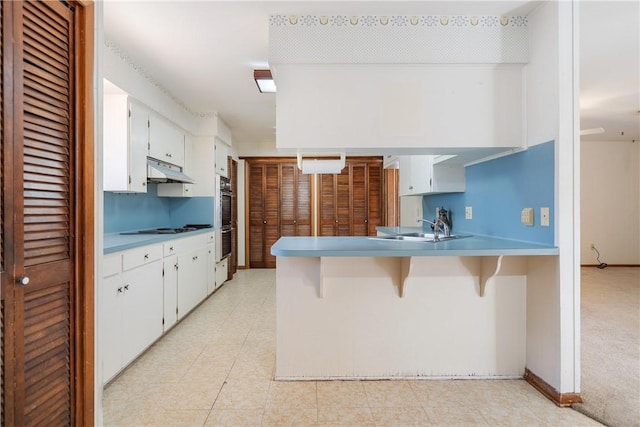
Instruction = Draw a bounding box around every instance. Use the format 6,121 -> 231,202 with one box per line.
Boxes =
581,140 -> 640,264
104,43 -> 199,134
525,0 -> 580,395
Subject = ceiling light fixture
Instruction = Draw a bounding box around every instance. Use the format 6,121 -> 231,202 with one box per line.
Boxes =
579,127 -> 605,136
254,69 -> 276,93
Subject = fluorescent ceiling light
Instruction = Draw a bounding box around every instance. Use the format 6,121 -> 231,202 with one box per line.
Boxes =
254,69 -> 276,93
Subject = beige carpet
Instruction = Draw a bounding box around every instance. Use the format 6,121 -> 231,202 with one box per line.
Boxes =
573,267 -> 640,427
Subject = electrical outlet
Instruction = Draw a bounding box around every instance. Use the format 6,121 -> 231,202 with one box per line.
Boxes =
540,207 -> 550,227
465,206 -> 472,220
521,208 -> 534,226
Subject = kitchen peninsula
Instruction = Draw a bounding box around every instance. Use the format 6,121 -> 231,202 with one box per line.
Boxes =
271,232 -> 558,380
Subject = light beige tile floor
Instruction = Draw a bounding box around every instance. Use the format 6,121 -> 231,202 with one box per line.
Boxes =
103,269 -> 602,427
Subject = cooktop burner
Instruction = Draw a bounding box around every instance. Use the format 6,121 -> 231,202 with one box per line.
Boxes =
120,224 -> 212,235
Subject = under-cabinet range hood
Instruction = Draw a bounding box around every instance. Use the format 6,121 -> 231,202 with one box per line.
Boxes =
146,158 -> 195,184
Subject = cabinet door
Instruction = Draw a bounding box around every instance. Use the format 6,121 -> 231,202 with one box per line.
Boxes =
163,256 -> 178,331
216,258 -> 228,287
280,163 -> 312,237
215,139 -> 229,177
101,274 -> 124,382
318,169 -> 350,236
149,112 -> 185,167
399,156 -> 431,195
351,163 -> 368,236
121,261 -> 163,365
177,247 -> 207,318
207,244 -> 216,294
350,162 -> 382,236
129,100 -> 150,192
366,163 -> 383,235
248,163 -> 280,268
319,174 -> 337,236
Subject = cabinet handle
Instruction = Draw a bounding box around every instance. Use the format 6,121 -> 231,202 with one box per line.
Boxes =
144,253 -> 149,260
185,188 -> 189,192
117,287 -> 123,293
174,263 -> 179,270
293,220 -> 296,224
166,153 -> 172,158
193,256 -> 198,261
409,185 -> 413,190
17,275 -> 30,286
263,220 -> 267,224
365,219 -> 368,223
124,284 -> 129,291
169,246 -> 174,252
142,182 -> 146,187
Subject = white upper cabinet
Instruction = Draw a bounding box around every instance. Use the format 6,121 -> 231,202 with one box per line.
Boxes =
399,156 -> 465,196
157,134 -> 194,197
399,156 -> 431,196
103,95 -> 149,193
215,138 -> 229,177
148,111 -> 185,167
275,64 -> 523,152
189,136 -> 215,196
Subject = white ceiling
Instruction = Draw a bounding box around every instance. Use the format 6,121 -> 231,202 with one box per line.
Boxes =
103,1 -> 639,146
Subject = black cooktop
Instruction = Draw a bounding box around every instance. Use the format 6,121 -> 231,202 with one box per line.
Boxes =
120,224 -> 212,235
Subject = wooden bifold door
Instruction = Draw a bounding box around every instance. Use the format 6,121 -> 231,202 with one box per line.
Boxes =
245,157 -> 382,268
1,1 -> 94,425
246,158 -> 312,268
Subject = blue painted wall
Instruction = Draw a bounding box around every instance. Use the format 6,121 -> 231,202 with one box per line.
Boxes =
104,183 -> 215,233
422,141 -> 554,245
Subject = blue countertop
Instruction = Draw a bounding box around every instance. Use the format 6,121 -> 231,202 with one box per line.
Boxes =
104,228 -> 215,254
270,233 -> 558,257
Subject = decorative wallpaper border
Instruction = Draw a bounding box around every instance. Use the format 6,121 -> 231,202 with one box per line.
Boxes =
269,14 -> 529,64
105,39 -> 216,119
270,14 -> 528,28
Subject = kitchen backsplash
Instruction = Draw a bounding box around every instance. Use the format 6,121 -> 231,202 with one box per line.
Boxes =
422,140 -> 554,245
104,183 -> 215,233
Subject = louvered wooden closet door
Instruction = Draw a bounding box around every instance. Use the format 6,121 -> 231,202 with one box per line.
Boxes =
3,1 -> 76,425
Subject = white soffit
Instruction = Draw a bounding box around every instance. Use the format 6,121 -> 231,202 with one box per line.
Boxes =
269,14 -> 528,64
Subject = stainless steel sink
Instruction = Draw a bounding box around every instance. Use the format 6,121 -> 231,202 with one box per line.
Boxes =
368,232 -> 470,243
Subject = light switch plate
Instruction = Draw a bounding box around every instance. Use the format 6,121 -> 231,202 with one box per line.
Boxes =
541,207 -> 550,226
521,208 -> 534,226
465,206 -> 472,219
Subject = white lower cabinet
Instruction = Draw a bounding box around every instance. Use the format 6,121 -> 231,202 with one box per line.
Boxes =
101,273 -> 124,382
177,246 -> 208,319
101,246 -> 163,383
102,233 -> 224,384
121,262 -> 163,364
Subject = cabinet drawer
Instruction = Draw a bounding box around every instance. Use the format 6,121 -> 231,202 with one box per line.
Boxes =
103,254 -> 121,277
163,241 -> 180,257
122,244 -> 162,271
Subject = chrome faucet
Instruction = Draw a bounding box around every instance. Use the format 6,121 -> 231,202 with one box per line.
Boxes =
417,218 -> 450,240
